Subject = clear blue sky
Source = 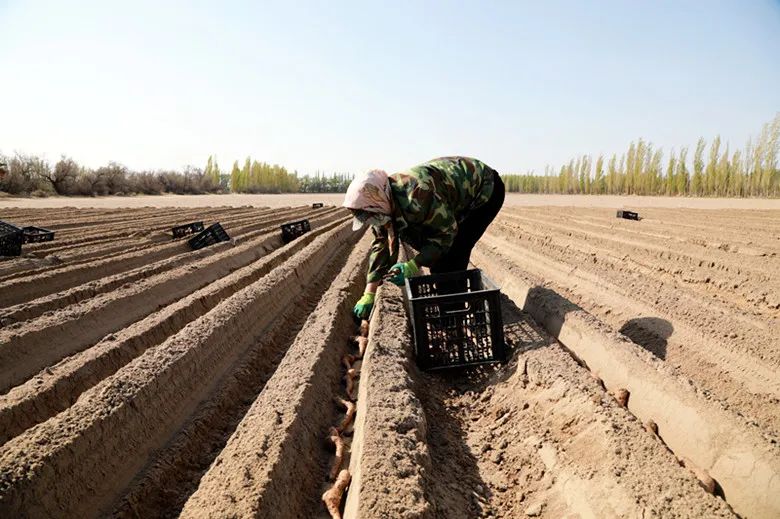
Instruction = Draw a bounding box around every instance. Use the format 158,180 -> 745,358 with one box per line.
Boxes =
1,0 -> 778,175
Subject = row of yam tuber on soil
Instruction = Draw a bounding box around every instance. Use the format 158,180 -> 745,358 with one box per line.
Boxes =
322,319 -> 369,518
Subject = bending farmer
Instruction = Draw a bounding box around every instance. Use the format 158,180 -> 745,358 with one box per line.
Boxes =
343,156 -> 505,319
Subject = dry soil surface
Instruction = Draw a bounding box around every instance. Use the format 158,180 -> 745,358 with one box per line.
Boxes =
0,204 -> 777,518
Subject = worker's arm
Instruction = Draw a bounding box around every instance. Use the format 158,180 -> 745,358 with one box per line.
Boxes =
355,226 -> 397,319
365,224 -> 399,285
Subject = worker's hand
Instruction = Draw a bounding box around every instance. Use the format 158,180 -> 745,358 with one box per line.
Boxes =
353,292 -> 376,319
385,259 -> 419,286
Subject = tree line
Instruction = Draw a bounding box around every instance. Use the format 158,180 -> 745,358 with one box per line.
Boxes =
0,153 -> 351,196
225,157 -> 352,193
3,113 -> 777,197
0,155 -> 223,196
227,158 -> 299,193
503,113 -> 780,197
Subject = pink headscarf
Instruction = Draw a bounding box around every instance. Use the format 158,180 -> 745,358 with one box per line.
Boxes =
343,169 -> 393,214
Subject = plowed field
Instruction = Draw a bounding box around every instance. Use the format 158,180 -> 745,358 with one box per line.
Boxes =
0,204 -> 777,519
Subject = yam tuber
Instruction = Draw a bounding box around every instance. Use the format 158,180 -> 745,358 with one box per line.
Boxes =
679,456 -> 716,494
644,419 -> 658,435
356,336 -> 368,358
612,388 -> 629,408
589,371 -> 605,389
327,427 -> 345,481
322,469 -> 351,519
342,354 -> 355,371
345,368 -> 359,400
335,397 -> 357,432
359,320 -> 369,337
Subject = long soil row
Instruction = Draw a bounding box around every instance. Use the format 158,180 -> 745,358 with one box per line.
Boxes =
0,214 -> 358,517
0,204 -> 776,518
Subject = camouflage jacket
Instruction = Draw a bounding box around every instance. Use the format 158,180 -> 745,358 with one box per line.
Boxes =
366,156 -> 496,283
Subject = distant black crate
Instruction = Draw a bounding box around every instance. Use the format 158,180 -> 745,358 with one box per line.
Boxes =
188,222 -> 230,250
405,269 -> 505,370
21,226 -> 55,243
172,221 -> 204,239
616,210 -> 639,220
0,220 -> 23,257
312,203 -> 324,208
281,219 -> 311,243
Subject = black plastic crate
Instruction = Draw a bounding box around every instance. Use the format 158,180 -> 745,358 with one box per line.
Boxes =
281,219 -> 311,243
405,269 -> 505,370
0,220 -> 23,257
187,222 -> 230,250
21,226 -> 55,243
616,210 -> 639,221
312,203 -> 324,208
171,221 -> 204,239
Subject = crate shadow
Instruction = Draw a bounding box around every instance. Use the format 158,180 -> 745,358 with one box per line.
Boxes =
423,292 -> 555,388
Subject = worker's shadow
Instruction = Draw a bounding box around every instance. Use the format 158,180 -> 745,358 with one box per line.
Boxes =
431,293 -> 553,388
618,317 -> 674,360
410,296 -> 553,514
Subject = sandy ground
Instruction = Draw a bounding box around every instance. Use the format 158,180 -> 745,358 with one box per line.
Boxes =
0,205 -> 777,518
2,192 -> 780,209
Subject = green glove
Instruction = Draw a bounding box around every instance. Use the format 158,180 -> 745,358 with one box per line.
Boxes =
386,259 -> 419,286
353,292 -> 375,319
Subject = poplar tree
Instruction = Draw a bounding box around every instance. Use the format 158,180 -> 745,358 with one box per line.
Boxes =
649,148 -> 663,195
666,150 -> 676,195
716,145 -> 730,196
606,154 -> 617,194
241,158 -> 251,192
634,139 -> 647,194
705,135 -> 721,196
692,138 -> 706,196
676,148 -> 689,195
204,156 -> 213,181
583,155 -> 592,194
212,157 -> 221,184
730,149 -> 743,196
617,154 -> 626,194
204,155 -> 221,186
625,142 -> 636,194
574,157 -> 585,193
230,161 -> 240,192
593,154 -> 605,194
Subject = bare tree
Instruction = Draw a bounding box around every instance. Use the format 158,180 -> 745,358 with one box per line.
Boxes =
44,156 -> 80,194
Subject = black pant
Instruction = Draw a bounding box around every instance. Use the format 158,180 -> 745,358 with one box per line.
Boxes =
430,170 -> 505,274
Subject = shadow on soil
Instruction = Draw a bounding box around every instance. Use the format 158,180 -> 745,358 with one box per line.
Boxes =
619,317 -> 674,360
409,294 -> 554,517
524,285 -> 675,360
524,285 -> 581,339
